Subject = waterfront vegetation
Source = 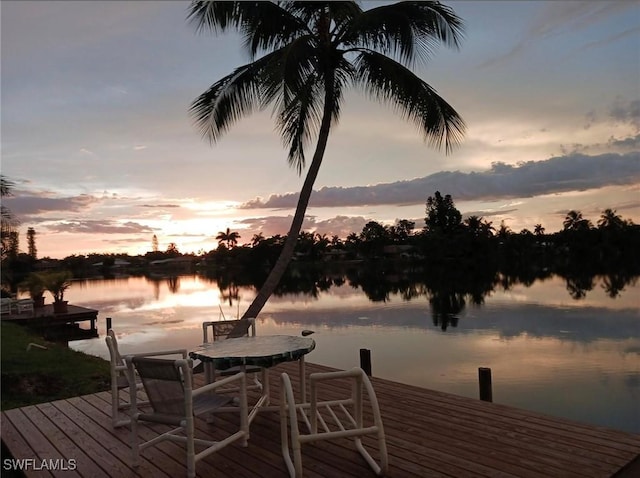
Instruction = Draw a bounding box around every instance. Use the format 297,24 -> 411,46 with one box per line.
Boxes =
0,322 -> 110,410
1,203 -> 637,418
2,198 -> 639,308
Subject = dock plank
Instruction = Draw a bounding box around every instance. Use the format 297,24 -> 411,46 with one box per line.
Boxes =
0,413 -> 54,478
2,361 -> 639,477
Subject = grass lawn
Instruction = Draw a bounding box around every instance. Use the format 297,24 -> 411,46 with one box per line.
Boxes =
1,322 -> 110,410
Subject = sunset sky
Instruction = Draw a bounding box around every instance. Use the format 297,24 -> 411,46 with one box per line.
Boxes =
2,1 -> 639,259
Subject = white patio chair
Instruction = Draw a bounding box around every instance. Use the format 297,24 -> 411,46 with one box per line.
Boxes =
280,367 -> 388,477
201,318 -> 264,392
126,356 -> 249,478
0,298 -> 12,315
105,329 -> 187,428
15,299 -> 34,315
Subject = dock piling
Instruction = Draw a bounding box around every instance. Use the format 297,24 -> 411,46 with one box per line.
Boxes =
359,348 -> 372,376
479,367 -> 493,402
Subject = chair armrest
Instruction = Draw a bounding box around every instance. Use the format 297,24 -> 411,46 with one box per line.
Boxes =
192,371 -> 246,397
309,367 -> 363,384
127,349 -> 188,359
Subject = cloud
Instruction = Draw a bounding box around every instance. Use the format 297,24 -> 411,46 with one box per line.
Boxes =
241,152 -> 640,209
478,2 -> 636,69
610,99 -> 640,131
578,25 -> 640,52
46,220 -> 154,234
4,188 -> 187,222
462,209 -> 519,220
239,215 -> 370,238
3,192 -> 98,216
608,135 -> 640,150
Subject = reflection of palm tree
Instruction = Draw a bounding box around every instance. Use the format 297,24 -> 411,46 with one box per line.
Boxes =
216,228 -> 240,249
429,290 -> 465,331
565,274 -> 594,300
188,2 -> 466,319
601,273 -> 627,298
220,283 -> 240,307
167,276 -> 180,294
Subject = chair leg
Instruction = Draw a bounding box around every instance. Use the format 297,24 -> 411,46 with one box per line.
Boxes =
186,416 -> 196,478
112,386 -> 129,428
130,414 -> 140,468
280,373 -> 304,477
252,373 -> 263,391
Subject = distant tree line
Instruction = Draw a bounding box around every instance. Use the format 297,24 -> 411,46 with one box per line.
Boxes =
204,191 -> 638,274
2,190 -> 638,301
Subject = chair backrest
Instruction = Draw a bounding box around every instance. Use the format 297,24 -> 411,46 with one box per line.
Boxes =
132,356 -> 191,420
16,299 -> 34,313
1,298 -> 12,314
202,318 -> 256,344
105,329 -> 124,368
280,367 -> 388,477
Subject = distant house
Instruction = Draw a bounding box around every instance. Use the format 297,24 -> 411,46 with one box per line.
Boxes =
149,257 -> 194,268
322,249 -> 349,262
35,260 -> 60,270
382,245 -> 414,258
92,259 -> 131,268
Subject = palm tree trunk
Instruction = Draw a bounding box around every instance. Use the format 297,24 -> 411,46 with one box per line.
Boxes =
240,89 -> 335,323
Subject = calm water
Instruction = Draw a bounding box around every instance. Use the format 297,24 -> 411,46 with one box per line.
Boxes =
64,274 -> 639,433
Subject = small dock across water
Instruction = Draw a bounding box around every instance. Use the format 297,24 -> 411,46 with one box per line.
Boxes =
1,304 -> 99,340
1,361 -> 639,477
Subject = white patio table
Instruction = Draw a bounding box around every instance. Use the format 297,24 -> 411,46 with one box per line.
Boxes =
190,335 -> 316,424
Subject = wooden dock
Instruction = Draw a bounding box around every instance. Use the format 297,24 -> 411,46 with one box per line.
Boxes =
1,304 -> 98,325
1,304 -> 99,340
2,361 -> 639,477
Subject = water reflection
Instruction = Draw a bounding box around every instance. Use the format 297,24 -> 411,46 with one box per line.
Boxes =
65,271 -> 639,433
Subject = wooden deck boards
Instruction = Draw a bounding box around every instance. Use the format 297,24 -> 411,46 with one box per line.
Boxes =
2,361 -> 639,477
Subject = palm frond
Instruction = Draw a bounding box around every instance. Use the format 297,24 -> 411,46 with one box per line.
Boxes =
189,53 -> 280,143
0,175 -> 15,198
355,51 -> 465,153
188,1 -> 308,59
265,37 -> 324,172
275,44 -> 353,172
343,1 -> 464,65
189,1 -> 465,161
279,78 -> 324,173
243,3 -> 310,58
187,1 -> 244,33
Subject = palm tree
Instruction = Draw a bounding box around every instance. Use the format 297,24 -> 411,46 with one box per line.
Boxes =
216,228 -> 241,249
496,221 -> 512,239
563,210 -> 582,231
463,215 -> 482,237
251,232 -> 265,247
597,208 -> 625,230
563,210 -> 592,232
1,175 -> 19,261
188,1 -> 466,319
